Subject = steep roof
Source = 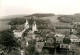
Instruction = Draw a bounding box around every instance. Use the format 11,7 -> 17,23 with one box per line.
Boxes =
55,29 -> 70,34
70,35 -> 78,39
13,30 -> 23,32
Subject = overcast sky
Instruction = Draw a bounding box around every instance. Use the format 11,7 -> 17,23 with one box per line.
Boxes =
0,0 -> 80,17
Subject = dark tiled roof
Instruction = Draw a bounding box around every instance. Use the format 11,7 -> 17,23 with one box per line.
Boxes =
55,29 -> 70,34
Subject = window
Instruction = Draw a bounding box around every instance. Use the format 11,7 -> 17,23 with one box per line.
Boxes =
57,41 -> 58,42
72,49 -> 74,50
51,40 -> 52,42
61,45 -> 63,47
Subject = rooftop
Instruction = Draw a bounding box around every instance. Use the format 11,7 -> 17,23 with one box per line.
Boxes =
55,29 -> 71,34
70,35 -> 78,39
13,30 -> 23,32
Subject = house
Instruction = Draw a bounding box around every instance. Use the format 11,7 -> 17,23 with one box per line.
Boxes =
60,44 -> 70,49
73,21 -> 80,29
70,34 -> 80,43
70,29 -> 78,35
35,42 -> 45,52
69,43 -> 77,51
60,44 -> 70,52
13,30 -> 24,38
69,43 -> 80,55
45,37 -> 55,46
55,37 -> 63,43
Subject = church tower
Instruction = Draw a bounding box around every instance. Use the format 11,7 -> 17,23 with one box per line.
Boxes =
24,19 -> 29,28
32,21 -> 38,33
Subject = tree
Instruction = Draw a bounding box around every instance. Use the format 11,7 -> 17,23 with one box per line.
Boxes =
26,39 -> 36,55
27,17 -> 34,25
78,42 -> 80,47
40,49 -> 49,55
0,29 -> 19,55
63,38 -> 71,44
76,25 -> 80,35
8,18 -> 26,30
8,18 -> 26,25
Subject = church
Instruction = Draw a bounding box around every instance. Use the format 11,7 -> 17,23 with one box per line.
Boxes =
13,19 -> 38,38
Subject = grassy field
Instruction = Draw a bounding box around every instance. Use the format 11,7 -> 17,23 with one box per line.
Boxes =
0,21 -> 11,31
40,15 -> 60,23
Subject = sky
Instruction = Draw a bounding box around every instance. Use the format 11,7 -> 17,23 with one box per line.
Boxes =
0,0 -> 80,17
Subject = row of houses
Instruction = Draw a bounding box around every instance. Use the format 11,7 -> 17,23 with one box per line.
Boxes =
35,31 -> 80,54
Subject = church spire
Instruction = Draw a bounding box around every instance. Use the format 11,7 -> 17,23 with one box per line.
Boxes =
24,19 -> 29,28
32,21 -> 38,33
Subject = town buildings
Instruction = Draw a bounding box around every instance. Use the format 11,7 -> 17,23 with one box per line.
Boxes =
12,17 -> 80,55
13,19 -> 29,38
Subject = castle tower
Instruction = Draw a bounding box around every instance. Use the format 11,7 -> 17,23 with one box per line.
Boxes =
32,21 -> 38,33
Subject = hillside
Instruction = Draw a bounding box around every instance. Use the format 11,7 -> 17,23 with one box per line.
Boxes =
0,14 -> 27,21
25,13 -> 55,18
0,13 -> 80,31
39,15 -> 59,23
58,14 -> 80,23
0,13 -> 55,31
0,13 -> 55,21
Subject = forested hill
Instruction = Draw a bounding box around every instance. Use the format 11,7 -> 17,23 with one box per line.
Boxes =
58,13 -> 80,23
0,13 -> 55,21
0,14 -> 27,21
25,13 -> 55,18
